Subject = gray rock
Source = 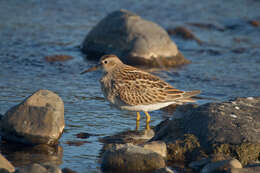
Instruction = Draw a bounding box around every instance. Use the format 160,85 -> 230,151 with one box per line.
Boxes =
189,158 -> 211,170
201,159 -> 242,173
100,129 -> 154,145
41,163 -> 62,173
61,168 -> 77,173
15,163 -> 62,173
153,97 -> 260,165
101,143 -> 165,173
153,167 -> 176,173
228,166 -> 260,173
15,164 -> 48,173
141,141 -> 167,158
0,90 -> 65,145
82,9 -> 189,67
0,154 -> 15,173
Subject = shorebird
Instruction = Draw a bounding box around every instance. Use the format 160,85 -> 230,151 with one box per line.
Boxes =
81,54 -> 200,130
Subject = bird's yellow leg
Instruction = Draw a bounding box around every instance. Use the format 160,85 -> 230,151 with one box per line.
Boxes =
136,112 -> 141,121
144,111 -> 151,130
144,111 -> 151,123
136,112 -> 141,130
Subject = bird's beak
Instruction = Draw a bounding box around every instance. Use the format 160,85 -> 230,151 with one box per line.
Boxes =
80,64 -> 100,74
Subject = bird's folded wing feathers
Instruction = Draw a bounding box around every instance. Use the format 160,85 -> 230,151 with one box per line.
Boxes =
112,68 -> 197,105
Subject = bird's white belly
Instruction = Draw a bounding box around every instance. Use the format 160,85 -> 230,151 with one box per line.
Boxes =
119,101 -> 176,112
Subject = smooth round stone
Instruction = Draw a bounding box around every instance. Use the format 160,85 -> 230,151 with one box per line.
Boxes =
82,9 -> 189,68
0,90 -> 65,145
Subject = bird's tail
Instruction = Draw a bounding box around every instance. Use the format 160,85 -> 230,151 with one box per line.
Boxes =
177,90 -> 201,103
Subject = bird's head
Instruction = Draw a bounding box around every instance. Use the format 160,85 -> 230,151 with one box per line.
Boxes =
81,54 -> 123,74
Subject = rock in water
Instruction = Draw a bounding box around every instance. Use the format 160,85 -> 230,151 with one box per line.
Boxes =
153,97 -> 260,165
101,143 -> 165,173
82,9 -> 189,67
15,163 -> 62,173
0,153 -> 15,173
0,90 -> 65,145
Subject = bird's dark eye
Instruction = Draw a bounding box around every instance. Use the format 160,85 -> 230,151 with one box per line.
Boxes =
104,60 -> 108,64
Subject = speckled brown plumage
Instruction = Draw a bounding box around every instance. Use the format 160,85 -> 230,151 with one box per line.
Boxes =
98,55 -> 200,108
81,54 -> 200,129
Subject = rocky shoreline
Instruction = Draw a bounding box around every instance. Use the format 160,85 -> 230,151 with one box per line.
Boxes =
98,97 -> 260,173
1,90 -> 259,173
0,8 -> 260,173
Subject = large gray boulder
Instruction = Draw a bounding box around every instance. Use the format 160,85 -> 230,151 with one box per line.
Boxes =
153,97 -> 260,166
0,154 -> 15,173
82,9 -> 189,67
0,90 -> 65,145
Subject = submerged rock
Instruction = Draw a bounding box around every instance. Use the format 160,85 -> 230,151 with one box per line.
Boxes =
0,154 -> 15,173
229,165 -> 260,173
101,143 -> 165,173
82,9 -> 189,68
15,163 -> 61,173
0,90 -> 65,145
100,129 -> 154,145
167,26 -> 202,45
153,167 -> 176,173
153,97 -> 260,165
45,55 -> 73,62
201,159 -> 242,173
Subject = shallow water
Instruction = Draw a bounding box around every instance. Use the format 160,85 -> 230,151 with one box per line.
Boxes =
0,0 -> 260,172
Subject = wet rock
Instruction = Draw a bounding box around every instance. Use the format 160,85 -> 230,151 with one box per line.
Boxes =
101,143 -> 165,173
189,158 -> 210,170
201,159 -> 242,173
167,26 -> 202,45
45,55 -> 73,62
229,164 -> 260,173
15,163 -> 61,173
187,22 -> 225,31
15,163 -> 48,173
0,154 -> 15,173
75,132 -> 100,139
65,140 -> 90,146
62,168 -> 77,173
0,90 -> 65,145
18,163 -> 61,173
248,20 -> 259,27
153,97 -> 260,165
100,129 -> 155,157
153,167 -> 176,173
100,129 -> 154,145
40,163 -> 62,173
82,9 -> 189,68
142,141 -> 167,158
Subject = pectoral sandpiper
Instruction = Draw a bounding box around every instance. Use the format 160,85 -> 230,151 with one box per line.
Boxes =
81,55 -> 200,130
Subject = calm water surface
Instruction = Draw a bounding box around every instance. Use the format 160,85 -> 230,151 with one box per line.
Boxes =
0,0 -> 260,172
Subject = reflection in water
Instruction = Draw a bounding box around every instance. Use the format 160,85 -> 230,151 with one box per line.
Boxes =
0,140 -> 63,167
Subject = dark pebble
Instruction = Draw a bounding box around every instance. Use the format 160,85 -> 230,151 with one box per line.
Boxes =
62,168 -> 78,173
45,55 -> 73,62
65,140 -> 90,146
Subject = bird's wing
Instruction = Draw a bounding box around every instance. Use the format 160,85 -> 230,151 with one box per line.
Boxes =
112,66 -> 188,106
